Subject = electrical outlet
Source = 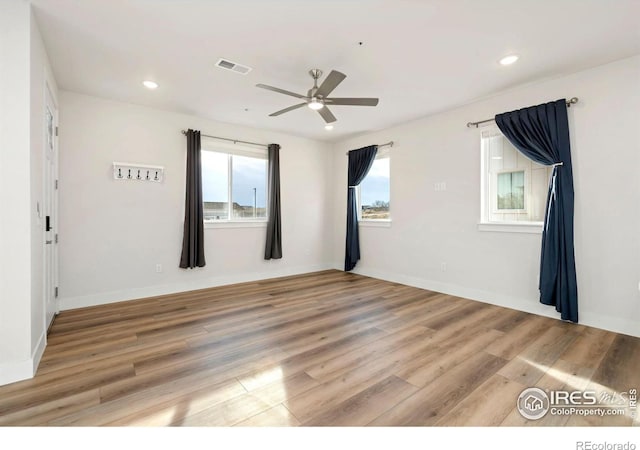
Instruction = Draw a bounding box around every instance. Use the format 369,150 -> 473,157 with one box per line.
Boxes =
441,262 -> 447,272
155,264 -> 162,273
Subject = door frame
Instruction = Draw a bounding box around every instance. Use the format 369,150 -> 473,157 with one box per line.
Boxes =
43,79 -> 59,332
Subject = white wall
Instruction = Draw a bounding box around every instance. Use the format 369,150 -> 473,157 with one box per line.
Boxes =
0,0 -> 32,385
58,92 -> 332,309
0,1 -> 58,385
330,55 -> 640,337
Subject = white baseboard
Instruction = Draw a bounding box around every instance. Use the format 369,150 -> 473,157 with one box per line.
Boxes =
32,330 -> 46,373
349,266 -> 640,338
58,261 -> 639,338
59,263 -> 335,311
578,311 -> 640,339
0,331 -> 47,386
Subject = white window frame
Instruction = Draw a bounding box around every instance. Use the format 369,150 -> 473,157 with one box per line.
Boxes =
358,147 -> 391,227
479,127 -> 543,234
201,139 -> 268,229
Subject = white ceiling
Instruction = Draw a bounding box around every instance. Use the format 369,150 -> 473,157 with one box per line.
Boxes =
31,0 -> 640,142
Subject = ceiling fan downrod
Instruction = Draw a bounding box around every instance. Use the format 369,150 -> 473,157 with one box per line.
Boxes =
308,69 -> 322,97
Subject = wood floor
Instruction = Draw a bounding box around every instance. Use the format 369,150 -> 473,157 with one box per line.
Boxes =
1,270 -> 638,426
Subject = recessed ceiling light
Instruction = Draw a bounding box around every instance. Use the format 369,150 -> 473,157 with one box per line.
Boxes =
325,125 -> 334,131
142,80 -> 158,89
499,55 -> 519,66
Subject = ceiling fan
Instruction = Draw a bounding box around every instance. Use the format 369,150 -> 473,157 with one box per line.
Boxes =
256,69 -> 379,124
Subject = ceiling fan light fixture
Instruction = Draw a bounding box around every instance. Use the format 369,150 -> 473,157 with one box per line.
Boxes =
499,54 -> 519,66
308,98 -> 324,110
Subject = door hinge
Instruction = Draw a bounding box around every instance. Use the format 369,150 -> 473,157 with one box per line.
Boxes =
54,287 -> 58,298
55,233 -> 58,244
55,179 -> 58,190
55,126 -> 58,137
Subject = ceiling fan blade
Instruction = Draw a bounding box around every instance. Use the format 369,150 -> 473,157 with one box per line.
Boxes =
269,103 -> 307,117
256,84 -> 306,99
325,97 -> 379,106
315,70 -> 346,98
317,106 -> 337,123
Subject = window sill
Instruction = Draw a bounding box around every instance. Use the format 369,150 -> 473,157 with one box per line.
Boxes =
205,221 -> 267,229
477,222 -> 542,234
359,219 -> 392,228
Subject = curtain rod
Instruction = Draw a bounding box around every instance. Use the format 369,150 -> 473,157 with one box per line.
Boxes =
345,141 -> 394,155
466,97 -> 579,128
181,130 -> 268,148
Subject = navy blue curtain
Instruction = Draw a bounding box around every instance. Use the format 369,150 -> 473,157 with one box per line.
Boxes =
179,129 -> 206,268
495,99 -> 577,322
345,145 -> 378,271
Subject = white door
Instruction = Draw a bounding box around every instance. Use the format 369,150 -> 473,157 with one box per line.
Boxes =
44,84 -> 59,331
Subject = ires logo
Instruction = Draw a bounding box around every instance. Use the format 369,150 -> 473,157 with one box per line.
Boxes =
548,390 -> 597,405
517,388 -> 599,420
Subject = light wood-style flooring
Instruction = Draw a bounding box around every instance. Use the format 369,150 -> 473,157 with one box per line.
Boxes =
0,270 -> 638,426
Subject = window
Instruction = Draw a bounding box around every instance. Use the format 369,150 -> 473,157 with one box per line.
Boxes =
497,170 -> 525,210
480,128 -> 552,228
201,142 -> 267,223
359,149 -> 390,221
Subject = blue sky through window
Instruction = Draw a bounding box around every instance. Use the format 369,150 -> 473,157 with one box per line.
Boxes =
232,155 -> 266,208
360,157 -> 390,206
201,151 -> 266,208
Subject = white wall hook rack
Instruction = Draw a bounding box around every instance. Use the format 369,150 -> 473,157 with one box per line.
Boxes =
113,162 -> 164,183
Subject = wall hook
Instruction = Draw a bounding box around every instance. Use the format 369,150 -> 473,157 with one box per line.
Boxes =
113,162 -> 164,183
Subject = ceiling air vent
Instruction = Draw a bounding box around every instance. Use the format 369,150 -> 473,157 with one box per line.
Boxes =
215,58 -> 252,75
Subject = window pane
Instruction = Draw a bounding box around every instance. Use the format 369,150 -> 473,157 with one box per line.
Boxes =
231,155 -> 267,219
497,171 -> 525,210
360,157 -> 390,219
202,151 -> 229,220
